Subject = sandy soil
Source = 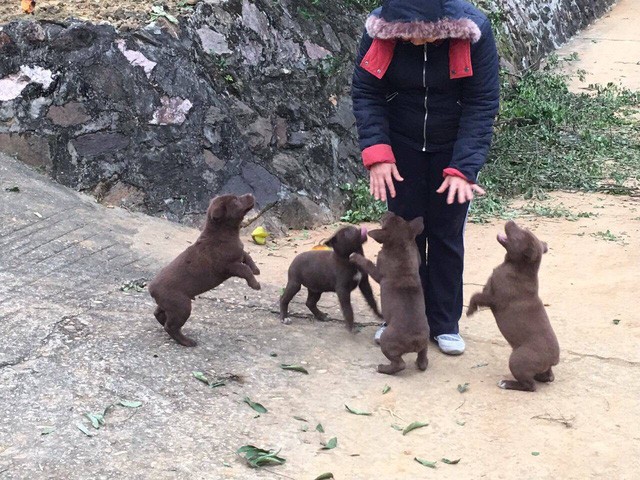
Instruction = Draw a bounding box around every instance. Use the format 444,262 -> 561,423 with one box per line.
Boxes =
134,190 -> 640,479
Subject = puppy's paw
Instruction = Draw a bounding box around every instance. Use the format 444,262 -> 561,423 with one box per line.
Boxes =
466,306 -> 476,317
497,380 -> 508,389
280,316 -> 292,325
349,252 -> 363,263
248,280 -> 261,290
251,266 -> 261,275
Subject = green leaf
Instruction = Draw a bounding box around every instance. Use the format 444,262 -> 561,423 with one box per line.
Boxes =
314,474 -> 334,480
382,385 -> 391,394
613,319 -> 621,325
300,424 -> 309,432
244,397 -> 267,414
532,451 -> 540,456
270,352 -> 278,357
391,424 -> 403,431
471,363 -> 489,369
321,437 -> 337,450
76,422 -> 95,437
456,420 -> 466,426
237,445 -> 286,468
40,426 -> 55,435
415,457 -> 437,468
457,383 -> 470,393
442,458 -> 461,464
209,380 -> 225,388
402,421 -> 429,435
85,413 -> 105,429
315,423 -> 324,433
193,371 -> 210,384
223,462 -> 232,468
119,400 -> 143,408
5,186 -> 20,192
280,364 -> 309,374
345,404 -> 372,416
293,416 -> 308,422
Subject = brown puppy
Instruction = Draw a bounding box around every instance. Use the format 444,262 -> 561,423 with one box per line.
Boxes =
467,220 -> 559,391
280,226 -> 382,330
148,194 -> 260,347
350,212 -> 429,375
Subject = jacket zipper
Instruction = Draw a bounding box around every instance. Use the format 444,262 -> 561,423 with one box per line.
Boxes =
422,44 -> 428,152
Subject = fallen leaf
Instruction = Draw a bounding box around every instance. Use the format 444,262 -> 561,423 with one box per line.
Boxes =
457,383 -> 470,393
300,424 -> 309,432
39,426 -> 55,435
76,422 -> 95,437
280,364 -> 309,374
456,420 -> 466,426
293,416 -> 308,422
532,451 -> 540,456
237,445 -> 286,468
118,400 -> 143,408
471,363 -> 489,369
209,380 -> 226,388
270,352 -> 278,357
150,5 -> 179,24
391,424 -> 403,431
320,437 -> 337,450
243,397 -> 267,414
311,244 -> 331,251
21,0 -> 36,14
414,457 -> 437,468
223,462 -> 232,468
344,405 -> 372,416
251,226 -> 269,245
33,212 -> 42,218
193,371 -> 210,384
382,385 -> 391,394
315,423 -> 324,433
442,458 -> 461,464
402,421 -> 429,435
613,319 -> 621,325
85,413 -> 105,429
314,474 -> 334,480
5,186 -> 20,192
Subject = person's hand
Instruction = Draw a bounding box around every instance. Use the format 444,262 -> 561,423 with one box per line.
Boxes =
369,163 -> 404,202
436,175 -> 486,204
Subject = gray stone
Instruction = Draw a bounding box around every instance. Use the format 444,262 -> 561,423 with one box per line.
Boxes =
274,117 -> 287,148
321,23 -> 342,52
304,40 -> 332,60
204,105 -> 226,125
328,97 -> 356,131
239,40 -> 263,66
149,96 -> 193,125
246,117 -> 273,151
197,27 -> 231,55
242,0 -> 270,38
240,161 -> 281,206
287,131 -> 309,148
203,149 -> 226,171
47,102 -> 91,127
71,132 -> 130,157
0,133 -> 52,170
274,194 -> 332,229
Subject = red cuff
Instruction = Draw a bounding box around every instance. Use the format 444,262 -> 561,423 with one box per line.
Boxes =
443,167 -> 473,183
362,144 -> 396,170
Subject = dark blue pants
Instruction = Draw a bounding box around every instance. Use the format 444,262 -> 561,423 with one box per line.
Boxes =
386,143 -> 469,338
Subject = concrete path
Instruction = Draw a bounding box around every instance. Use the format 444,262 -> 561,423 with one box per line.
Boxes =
557,0 -> 640,90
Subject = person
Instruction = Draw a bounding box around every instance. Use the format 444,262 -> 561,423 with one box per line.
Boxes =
351,0 -> 500,355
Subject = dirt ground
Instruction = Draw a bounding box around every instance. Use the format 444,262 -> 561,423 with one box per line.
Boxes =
136,190 -> 640,480
0,0 -> 189,30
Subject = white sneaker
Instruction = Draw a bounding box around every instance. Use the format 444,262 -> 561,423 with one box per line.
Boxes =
435,334 -> 465,355
374,323 -> 387,344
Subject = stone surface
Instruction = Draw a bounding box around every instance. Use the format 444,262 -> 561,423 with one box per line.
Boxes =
47,102 -> 91,127
196,27 -> 231,55
149,96 -> 193,125
71,132 -> 130,157
0,133 -> 51,170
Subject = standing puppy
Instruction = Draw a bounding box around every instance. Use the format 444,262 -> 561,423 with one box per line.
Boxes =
467,220 -> 559,391
280,226 -> 382,330
148,194 -> 260,347
350,212 -> 429,375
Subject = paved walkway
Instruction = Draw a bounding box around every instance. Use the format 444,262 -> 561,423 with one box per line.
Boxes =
557,0 -> 640,91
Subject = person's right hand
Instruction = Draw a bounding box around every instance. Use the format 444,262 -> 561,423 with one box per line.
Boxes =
369,163 -> 404,202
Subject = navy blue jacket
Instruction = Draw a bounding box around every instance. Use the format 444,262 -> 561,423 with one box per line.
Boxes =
351,0 -> 500,182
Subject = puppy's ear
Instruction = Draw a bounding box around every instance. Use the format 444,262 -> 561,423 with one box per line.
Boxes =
409,217 -> 424,236
324,234 -> 337,248
367,229 -> 388,244
541,241 -> 548,254
208,198 -> 226,220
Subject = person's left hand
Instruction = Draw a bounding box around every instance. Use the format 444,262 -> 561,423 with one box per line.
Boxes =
436,175 -> 486,204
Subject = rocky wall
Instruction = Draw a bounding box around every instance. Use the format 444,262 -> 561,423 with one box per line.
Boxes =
0,0 -> 619,229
